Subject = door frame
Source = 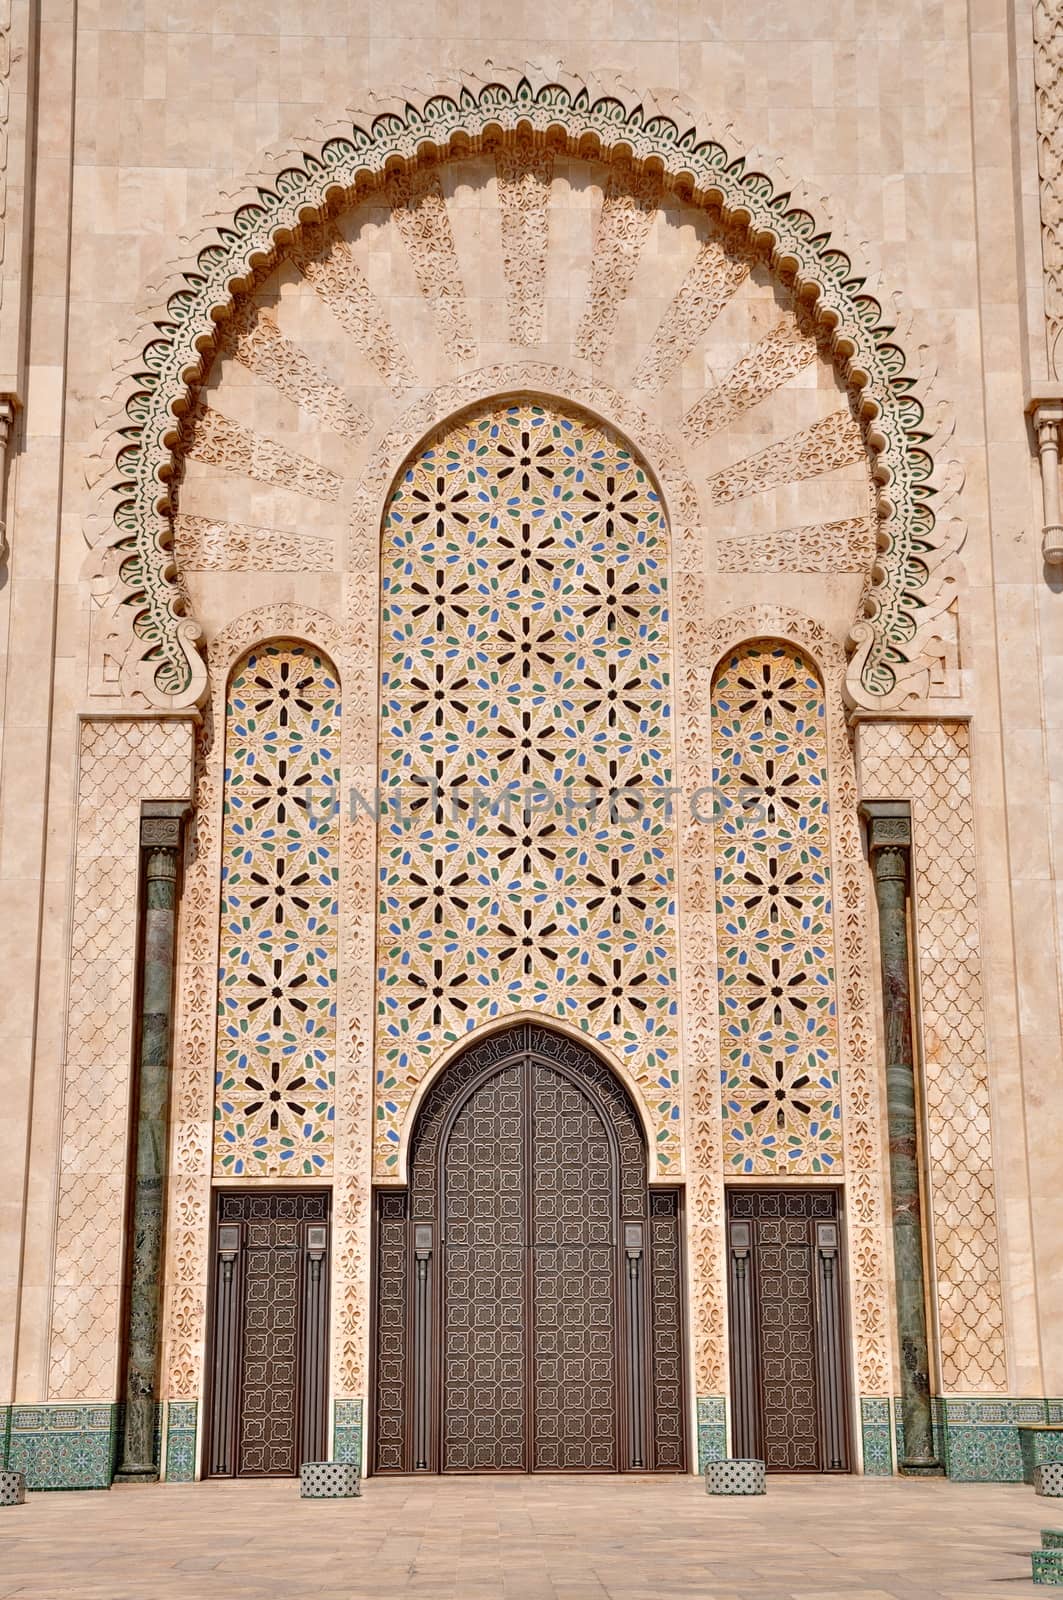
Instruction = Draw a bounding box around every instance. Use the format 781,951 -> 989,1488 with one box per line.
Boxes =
370,1022 -> 688,1475
725,1184 -> 855,1473
202,1187 -> 331,1478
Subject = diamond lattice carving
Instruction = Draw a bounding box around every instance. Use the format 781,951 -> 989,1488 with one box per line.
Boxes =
711,642 -> 843,1175
374,399 -> 679,1172
49,719 -> 193,1399
857,720 -> 1006,1392
212,642 -> 340,1176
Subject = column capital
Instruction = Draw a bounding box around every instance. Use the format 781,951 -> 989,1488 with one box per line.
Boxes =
859,799 -> 912,852
140,800 -> 191,851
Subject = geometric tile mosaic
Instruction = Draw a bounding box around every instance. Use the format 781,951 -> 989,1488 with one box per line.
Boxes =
696,1396 -> 727,1472
333,1398 -> 363,1470
711,642 -> 843,1174
375,399 -> 679,1170
7,1404 -> 119,1491
860,1396 -> 894,1476
163,1401 -> 198,1483
213,642 -> 340,1176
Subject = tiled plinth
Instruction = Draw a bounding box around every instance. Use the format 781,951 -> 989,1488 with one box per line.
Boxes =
1023,1429 -> 1063,1484
704,1458 -> 766,1495
300,1461 -> 361,1498
0,1471 -> 26,1506
1043,1531 -> 1063,1548
1037,1465 -> 1063,1497
1032,1549 -> 1063,1584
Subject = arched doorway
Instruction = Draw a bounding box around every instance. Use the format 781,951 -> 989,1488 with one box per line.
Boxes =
371,1024 -> 687,1473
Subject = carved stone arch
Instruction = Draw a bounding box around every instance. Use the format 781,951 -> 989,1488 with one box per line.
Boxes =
696,605 -> 892,1406
85,67 -> 961,715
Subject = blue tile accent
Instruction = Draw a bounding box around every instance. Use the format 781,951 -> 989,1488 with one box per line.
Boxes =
696,1396 -> 726,1472
860,1396 -> 893,1475
333,1398 -> 363,1470
164,1401 -> 198,1483
8,1404 -> 119,1490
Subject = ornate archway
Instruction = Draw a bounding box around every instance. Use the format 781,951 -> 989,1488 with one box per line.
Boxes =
85,68 -> 960,715
371,1022 -> 686,1473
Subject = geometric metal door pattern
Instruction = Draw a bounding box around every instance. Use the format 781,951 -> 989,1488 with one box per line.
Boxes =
727,1188 -> 850,1472
205,1190 -> 330,1477
372,1023 -> 686,1473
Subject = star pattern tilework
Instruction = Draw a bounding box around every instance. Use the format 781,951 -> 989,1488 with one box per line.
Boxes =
711,642 -> 843,1174
213,642 -> 340,1176
375,400 -> 679,1172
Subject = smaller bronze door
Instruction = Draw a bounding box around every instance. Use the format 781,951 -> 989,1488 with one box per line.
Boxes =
205,1191 -> 330,1477
727,1189 -> 850,1472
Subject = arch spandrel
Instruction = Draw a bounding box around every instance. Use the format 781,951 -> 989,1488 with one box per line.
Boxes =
84,69 -> 962,716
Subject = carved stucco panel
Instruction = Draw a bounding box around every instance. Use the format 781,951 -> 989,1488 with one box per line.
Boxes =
857,719 -> 1007,1392
48,718 -> 194,1400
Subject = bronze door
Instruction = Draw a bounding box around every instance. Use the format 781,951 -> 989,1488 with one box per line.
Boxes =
372,1023 -> 686,1473
727,1188 -> 850,1472
205,1191 -> 330,1477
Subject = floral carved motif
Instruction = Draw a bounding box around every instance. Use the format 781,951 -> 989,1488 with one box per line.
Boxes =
185,407 -> 343,502
495,138 -> 554,345
716,517 -> 877,575
683,310 -> 819,442
173,514 -> 333,573
217,301 -> 369,440
705,410 -> 864,505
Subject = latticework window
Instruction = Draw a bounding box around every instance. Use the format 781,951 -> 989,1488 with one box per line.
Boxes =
212,641 -> 340,1175
711,641 -> 843,1174
375,399 -> 679,1171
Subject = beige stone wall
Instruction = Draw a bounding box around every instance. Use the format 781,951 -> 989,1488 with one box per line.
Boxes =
1,0 -> 1061,1425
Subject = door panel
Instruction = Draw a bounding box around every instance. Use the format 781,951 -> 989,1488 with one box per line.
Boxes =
531,1063 -> 618,1471
371,1023 -> 687,1474
442,1062 -> 527,1471
727,1188 -> 851,1473
206,1190 -> 330,1478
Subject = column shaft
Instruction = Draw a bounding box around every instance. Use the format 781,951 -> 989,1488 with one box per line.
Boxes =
861,803 -> 943,1475
115,814 -> 184,1481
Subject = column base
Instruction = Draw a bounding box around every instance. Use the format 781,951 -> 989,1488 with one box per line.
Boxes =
112,1465 -> 160,1484
900,1459 -> 946,1477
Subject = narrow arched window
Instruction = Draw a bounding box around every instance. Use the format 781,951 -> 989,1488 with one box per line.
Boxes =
711,640 -> 842,1175
212,640 -> 341,1177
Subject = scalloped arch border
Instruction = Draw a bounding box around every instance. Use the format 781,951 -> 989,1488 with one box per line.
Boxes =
92,67 -> 958,711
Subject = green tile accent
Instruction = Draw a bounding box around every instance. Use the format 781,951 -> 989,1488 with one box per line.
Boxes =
696,1397 -> 726,1472
163,1401 -> 198,1483
1042,1531 -> 1063,1549
8,1404 -> 119,1490
860,1397 -> 893,1475
1032,1549 -> 1063,1585
1021,1429 -> 1063,1484
0,1405 -> 10,1469
333,1399 -> 363,1470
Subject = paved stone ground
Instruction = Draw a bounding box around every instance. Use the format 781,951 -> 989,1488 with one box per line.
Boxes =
0,1474 -> 1056,1599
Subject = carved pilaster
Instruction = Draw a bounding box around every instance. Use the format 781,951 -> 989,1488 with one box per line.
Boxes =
860,800 -> 943,1476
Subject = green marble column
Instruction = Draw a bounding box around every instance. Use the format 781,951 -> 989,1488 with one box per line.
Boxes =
860,801 -> 943,1476
115,805 -> 187,1483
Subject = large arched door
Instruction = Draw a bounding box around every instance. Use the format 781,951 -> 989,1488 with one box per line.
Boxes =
372,1024 -> 686,1473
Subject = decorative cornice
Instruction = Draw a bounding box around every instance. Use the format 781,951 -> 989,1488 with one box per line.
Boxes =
83,67 -> 961,712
